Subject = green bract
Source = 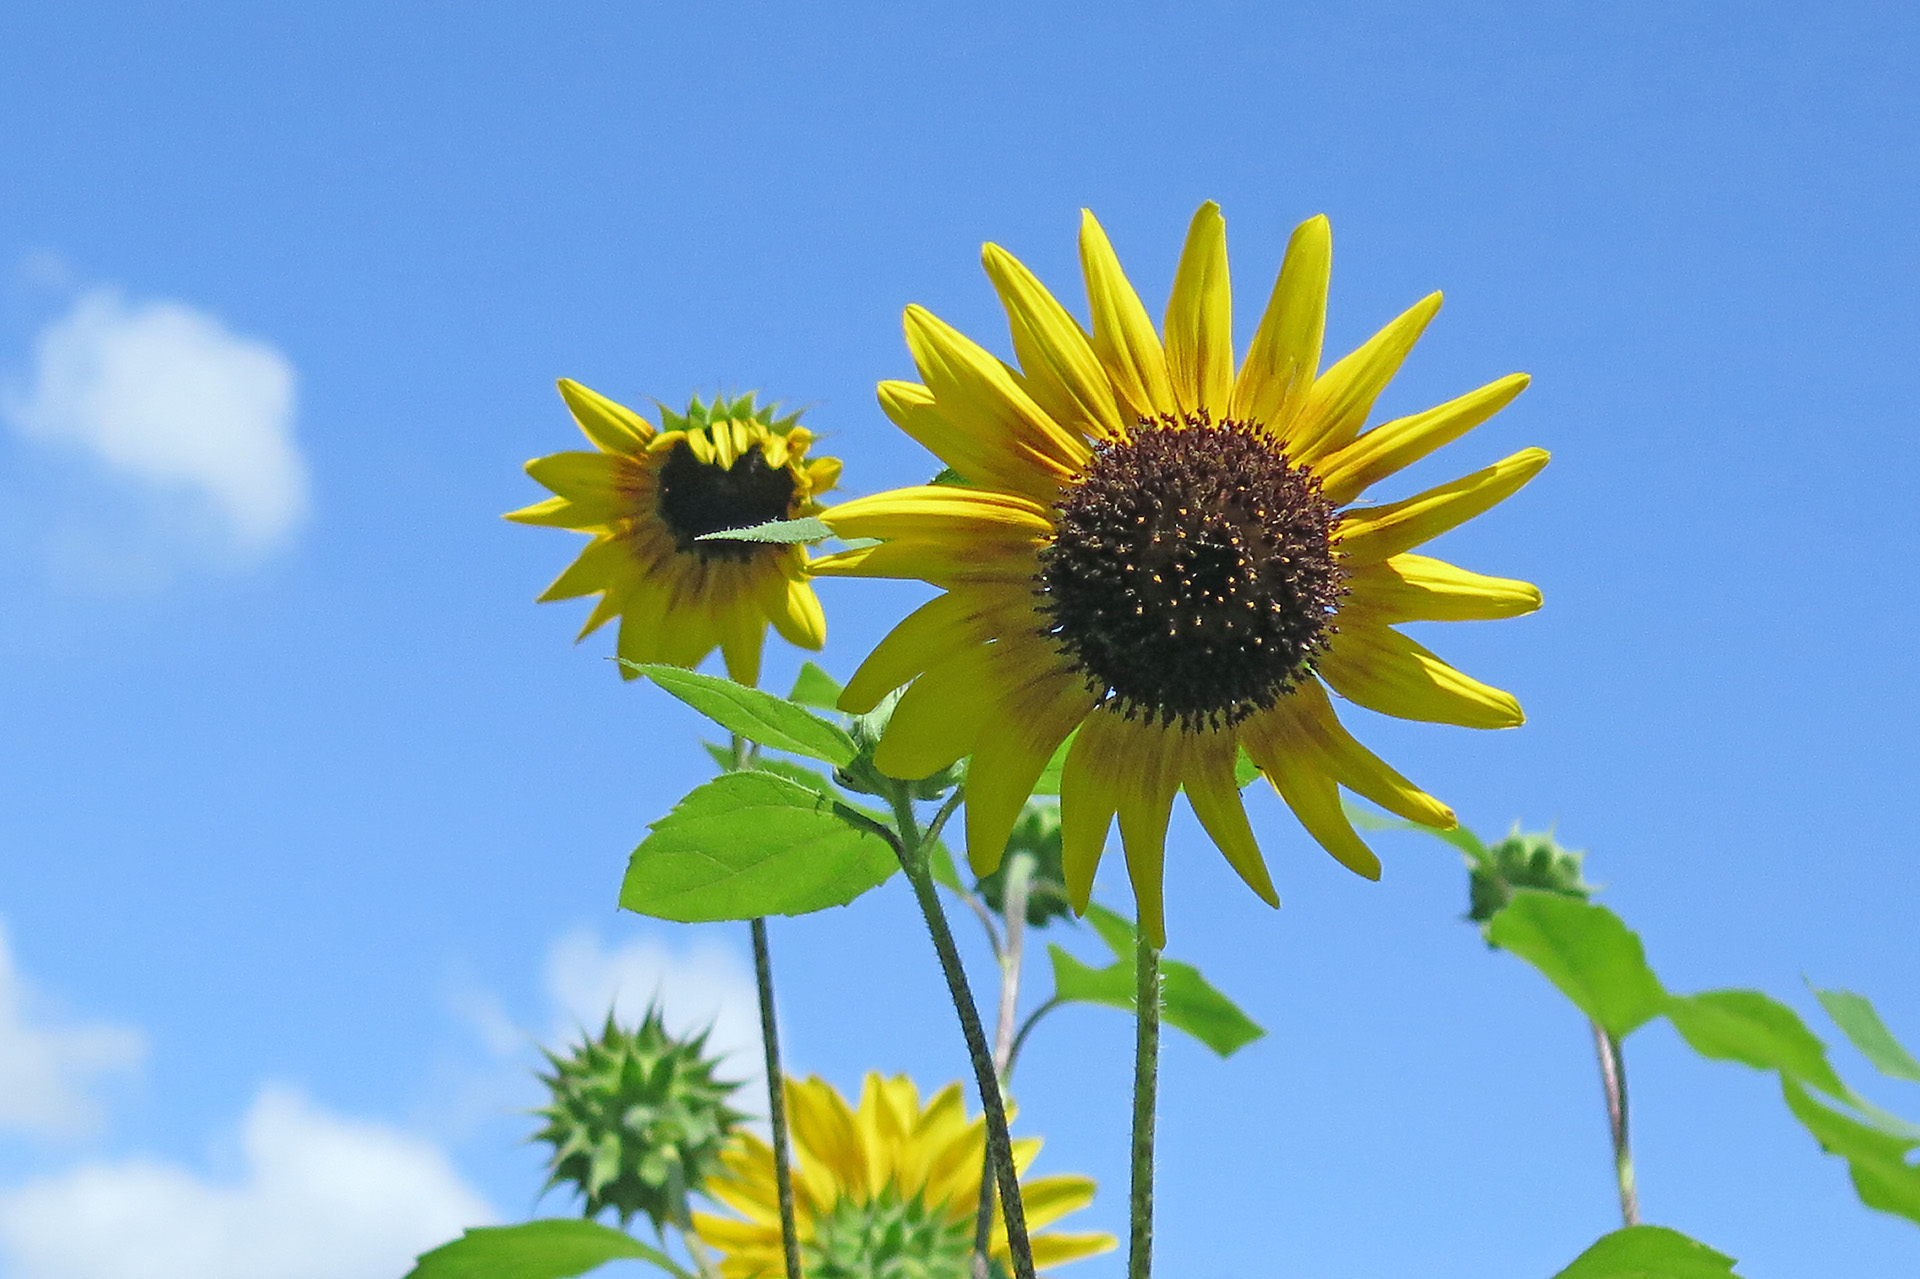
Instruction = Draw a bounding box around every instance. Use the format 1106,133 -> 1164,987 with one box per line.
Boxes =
532,1009 -> 746,1233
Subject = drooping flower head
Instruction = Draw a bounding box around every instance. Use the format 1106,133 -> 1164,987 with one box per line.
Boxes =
508,383 -> 842,687
692,1074 -> 1113,1279
815,204 -> 1546,945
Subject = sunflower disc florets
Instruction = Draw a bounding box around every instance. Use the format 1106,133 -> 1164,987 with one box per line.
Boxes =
532,1007 -> 747,1232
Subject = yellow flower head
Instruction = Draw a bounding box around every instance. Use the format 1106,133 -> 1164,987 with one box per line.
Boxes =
692,1074 -> 1114,1279
815,203 -> 1547,945
508,383 -> 842,688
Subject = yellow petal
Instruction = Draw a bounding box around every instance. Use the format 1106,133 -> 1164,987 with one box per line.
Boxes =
807,454 -> 843,496
558,378 -> 654,454
1288,292 -> 1443,462
1255,681 -> 1453,828
872,645 -> 1003,778
763,572 -> 826,651
1113,718 -> 1182,948
1346,554 -> 1542,623
613,579 -> 676,671
837,586 -> 1029,713
787,1077 -> 872,1201
1231,215 -> 1330,436
535,533 -> 633,603
904,305 -> 1090,479
1059,712 -> 1124,915
1079,210 -> 1177,423
808,536 -> 1038,588
1027,1232 -> 1120,1267
1017,1174 -> 1097,1230
1315,372 -> 1530,505
981,243 -> 1125,441
522,451 -> 636,524
1243,726 -> 1382,879
1316,620 -> 1524,728
503,494 -> 597,528
964,667 -> 1098,875
875,380 -> 1064,505
1335,447 -> 1550,566
821,486 -> 1056,541
719,604 -> 766,688
1163,201 -> 1234,418
1182,727 -> 1279,907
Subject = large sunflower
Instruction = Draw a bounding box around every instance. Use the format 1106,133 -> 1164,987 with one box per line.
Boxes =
692,1074 -> 1113,1279
508,383 -> 841,687
814,204 -> 1546,945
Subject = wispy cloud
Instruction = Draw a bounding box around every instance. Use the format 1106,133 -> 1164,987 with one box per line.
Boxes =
0,922 -> 144,1140
2,287 -> 309,573
543,926 -> 764,1093
0,1088 -> 492,1279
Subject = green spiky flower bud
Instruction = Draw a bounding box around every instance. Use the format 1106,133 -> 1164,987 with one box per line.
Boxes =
1467,827 -> 1597,930
532,1007 -> 747,1233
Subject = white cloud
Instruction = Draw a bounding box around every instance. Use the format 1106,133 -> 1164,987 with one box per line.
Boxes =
2,287 -> 308,560
0,922 -> 144,1140
0,1087 -> 493,1279
543,927 -> 765,1094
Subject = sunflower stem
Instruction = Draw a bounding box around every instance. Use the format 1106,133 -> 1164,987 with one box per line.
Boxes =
1591,1019 -> 1640,1227
886,784 -> 1037,1279
750,917 -> 804,1279
970,849 -> 1035,1275
1129,932 -> 1162,1279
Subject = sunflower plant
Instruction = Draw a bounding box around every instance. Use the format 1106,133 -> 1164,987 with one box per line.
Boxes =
395,202 -> 1914,1279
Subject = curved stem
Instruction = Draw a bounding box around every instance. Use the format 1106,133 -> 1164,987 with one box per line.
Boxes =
886,785 -> 1037,1279
750,918 -> 803,1279
1004,997 -> 1064,1081
1128,933 -> 1161,1279
1591,1019 -> 1639,1227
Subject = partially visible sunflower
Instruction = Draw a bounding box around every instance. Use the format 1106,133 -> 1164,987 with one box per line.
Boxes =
814,203 -> 1546,945
508,383 -> 842,687
692,1074 -> 1113,1279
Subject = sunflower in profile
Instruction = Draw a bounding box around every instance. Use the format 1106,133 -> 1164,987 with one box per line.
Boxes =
814,203 -> 1546,945
692,1074 -> 1113,1279
508,383 -> 841,688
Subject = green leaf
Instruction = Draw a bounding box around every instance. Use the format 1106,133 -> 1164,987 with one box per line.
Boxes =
621,772 -> 897,921
1550,1225 -> 1742,1279
694,515 -> 833,544
1814,985 -> 1920,1084
1046,903 -> 1264,1057
1664,988 -> 1851,1100
625,665 -> 856,766
787,662 -> 844,710
1344,801 -> 1493,868
403,1220 -> 687,1279
1486,893 -> 1666,1039
1029,734 -> 1074,796
929,466 -> 970,487
1781,1076 -> 1920,1226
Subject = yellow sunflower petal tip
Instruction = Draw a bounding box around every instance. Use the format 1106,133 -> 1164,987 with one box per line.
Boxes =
836,204 -> 1541,939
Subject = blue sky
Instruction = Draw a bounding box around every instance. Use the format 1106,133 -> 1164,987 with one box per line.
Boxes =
1,1 -> 1917,1275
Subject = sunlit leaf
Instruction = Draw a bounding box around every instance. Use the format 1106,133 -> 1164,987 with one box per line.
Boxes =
1781,1076 -> 1920,1226
1814,986 -> 1920,1084
1046,903 -> 1264,1057
625,664 -> 856,766
1344,801 -> 1492,867
695,516 -> 833,544
787,662 -> 844,710
1549,1225 -> 1742,1278
1029,734 -> 1074,796
403,1220 -> 687,1279
621,772 -> 896,921
1665,989 -> 1850,1100
1487,893 -> 1666,1039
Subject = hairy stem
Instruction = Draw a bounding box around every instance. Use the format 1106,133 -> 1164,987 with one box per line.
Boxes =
1591,1019 -> 1639,1227
886,786 -> 1037,1279
970,851 -> 1035,1275
1129,933 -> 1162,1279
750,918 -> 803,1279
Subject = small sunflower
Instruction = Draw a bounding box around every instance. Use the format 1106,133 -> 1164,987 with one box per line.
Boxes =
508,383 -> 842,687
814,203 -> 1546,944
692,1074 -> 1114,1279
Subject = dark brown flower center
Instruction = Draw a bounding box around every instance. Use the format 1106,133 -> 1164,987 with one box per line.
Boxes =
655,438 -> 797,561
1036,416 -> 1345,729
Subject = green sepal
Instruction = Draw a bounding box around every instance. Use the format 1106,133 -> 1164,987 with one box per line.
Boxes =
974,800 -> 1074,928
622,771 -> 897,921
403,1220 -> 690,1279
1046,903 -> 1264,1057
1549,1225 -> 1742,1278
626,664 -> 856,766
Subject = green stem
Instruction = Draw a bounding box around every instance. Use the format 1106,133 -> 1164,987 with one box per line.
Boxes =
1129,933 -> 1161,1279
886,785 -> 1037,1279
1591,1019 -> 1639,1227
750,918 -> 804,1279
